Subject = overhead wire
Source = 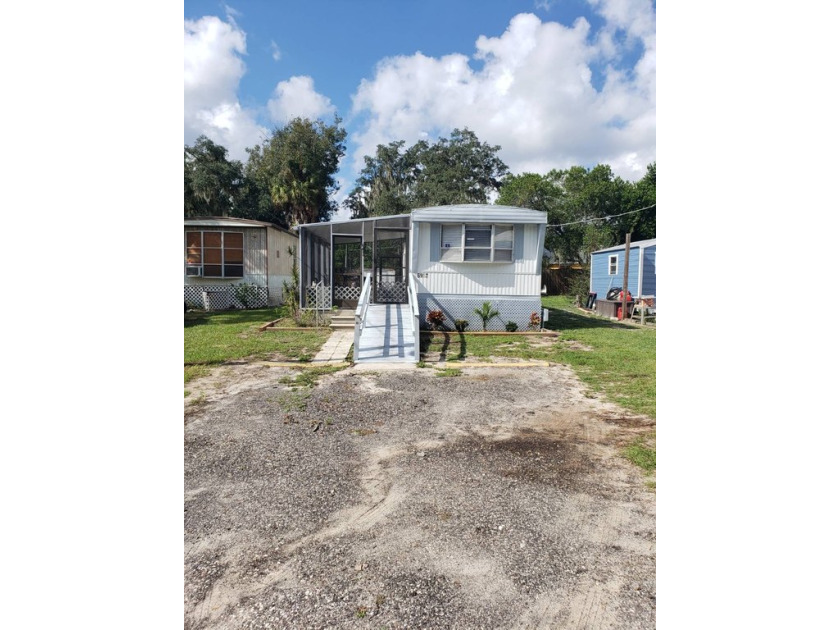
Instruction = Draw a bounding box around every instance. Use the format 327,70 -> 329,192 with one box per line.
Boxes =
546,203 -> 656,229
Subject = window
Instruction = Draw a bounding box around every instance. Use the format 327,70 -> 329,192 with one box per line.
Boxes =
440,224 -> 513,262
608,254 -> 618,275
185,231 -> 244,277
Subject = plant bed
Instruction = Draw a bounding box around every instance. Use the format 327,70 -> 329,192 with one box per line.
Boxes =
259,318 -> 332,332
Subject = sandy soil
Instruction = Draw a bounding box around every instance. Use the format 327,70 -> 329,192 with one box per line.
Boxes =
185,361 -> 655,629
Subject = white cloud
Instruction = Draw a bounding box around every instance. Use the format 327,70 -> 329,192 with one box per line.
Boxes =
184,16 -> 266,161
349,5 -> 655,181
267,76 -> 336,124
270,40 -> 282,61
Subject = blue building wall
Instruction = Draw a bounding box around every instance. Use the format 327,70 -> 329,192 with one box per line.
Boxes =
589,242 -> 656,300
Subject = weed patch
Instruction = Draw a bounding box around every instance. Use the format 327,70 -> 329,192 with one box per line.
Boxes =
273,390 -> 312,413
279,365 -> 346,389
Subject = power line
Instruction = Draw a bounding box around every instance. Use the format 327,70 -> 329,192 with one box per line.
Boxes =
547,203 -> 655,229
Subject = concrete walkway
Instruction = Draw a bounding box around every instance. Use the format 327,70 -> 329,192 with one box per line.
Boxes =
311,329 -> 354,362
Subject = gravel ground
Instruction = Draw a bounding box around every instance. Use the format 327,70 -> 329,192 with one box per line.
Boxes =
184,362 -> 656,629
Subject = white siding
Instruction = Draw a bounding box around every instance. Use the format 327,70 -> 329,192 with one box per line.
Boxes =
266,227 -> 297,304
414,222 -> 541,297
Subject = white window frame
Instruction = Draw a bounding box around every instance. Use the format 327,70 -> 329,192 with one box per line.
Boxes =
185,230 -> 245,278
608,254 -> 618,275
440,223 -> 514,263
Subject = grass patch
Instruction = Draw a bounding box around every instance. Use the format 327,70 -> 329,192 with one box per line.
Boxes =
435,367 -> 462,377
279,365 -> 346,389
624,433 -> 656,478
184,308 -> 331,383
184,364 -> 211,384
541,296 -> 655,418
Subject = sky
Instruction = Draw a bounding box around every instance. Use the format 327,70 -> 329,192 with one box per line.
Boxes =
184,0 -> 656,218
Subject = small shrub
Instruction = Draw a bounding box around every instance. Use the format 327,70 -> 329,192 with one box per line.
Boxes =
294,309 -> 318,328
505,321 -> 518,332
232,282 -> 259,309
529,312 -> 541,330
426,310 -> 446,330
454,319 -> 469,332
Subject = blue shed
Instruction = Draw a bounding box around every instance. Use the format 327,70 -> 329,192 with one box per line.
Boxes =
589,238 -> 656,301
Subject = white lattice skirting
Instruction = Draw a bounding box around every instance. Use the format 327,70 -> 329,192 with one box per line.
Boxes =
184,285 -> 269,310
305,285 -> 332,310
377,282 -> 407,302
417,295 -> 542,331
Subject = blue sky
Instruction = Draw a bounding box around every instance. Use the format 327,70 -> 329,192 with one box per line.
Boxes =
185,0 -> 656,217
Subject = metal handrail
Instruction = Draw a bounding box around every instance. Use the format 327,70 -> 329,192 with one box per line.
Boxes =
407,273 -> 420,364
353,273 -> 372,362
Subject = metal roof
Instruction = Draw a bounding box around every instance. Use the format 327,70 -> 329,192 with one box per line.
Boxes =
410,204 -> 546,224
591,238 -> 656,254
184,216 -> 296,236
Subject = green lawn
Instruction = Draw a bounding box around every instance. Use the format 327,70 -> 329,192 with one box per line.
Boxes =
184,308 -> 331,383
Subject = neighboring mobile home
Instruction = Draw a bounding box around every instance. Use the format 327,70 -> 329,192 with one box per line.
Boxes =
297,204 -> 547,332
184,217 -> 298,309
589,238 -> 656,302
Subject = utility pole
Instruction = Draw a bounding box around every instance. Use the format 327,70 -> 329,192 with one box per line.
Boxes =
620,233 -> 630,320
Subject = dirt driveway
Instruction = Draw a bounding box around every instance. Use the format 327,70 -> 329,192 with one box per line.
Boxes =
184,362 -> 656,629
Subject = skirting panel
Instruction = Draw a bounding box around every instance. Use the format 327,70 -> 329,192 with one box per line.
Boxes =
417,294 -> 542,331
184,285 -> 269,310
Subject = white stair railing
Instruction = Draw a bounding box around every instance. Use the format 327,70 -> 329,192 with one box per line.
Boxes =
407,273 -> 420,363
353,273 -> 372,363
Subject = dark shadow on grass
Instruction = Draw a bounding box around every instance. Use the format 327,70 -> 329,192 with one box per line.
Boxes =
457,332 -> 467,359
543,307 -> 640,332
184,308 -> 285,328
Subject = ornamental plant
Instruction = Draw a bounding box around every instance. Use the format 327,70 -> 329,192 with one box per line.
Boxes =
426,310 -> 446,330
474,301 -> 499,331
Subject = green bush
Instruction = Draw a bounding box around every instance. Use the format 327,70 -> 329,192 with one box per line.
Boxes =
232,282 -> 259,309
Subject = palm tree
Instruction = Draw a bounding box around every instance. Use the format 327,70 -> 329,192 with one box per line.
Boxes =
474,301 -> 499,331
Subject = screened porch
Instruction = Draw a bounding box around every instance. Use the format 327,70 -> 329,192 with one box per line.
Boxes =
297,214 -> 412,310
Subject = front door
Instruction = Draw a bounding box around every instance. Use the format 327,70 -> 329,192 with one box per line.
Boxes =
332,235 -> 363,308
373,228 -> 408,303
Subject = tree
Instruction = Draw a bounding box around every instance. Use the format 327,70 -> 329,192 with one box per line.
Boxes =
411,128 -> 509,207
246,117 -> 347,226
184,135 -> 247,217
497,163 -> 657,266
618,162 -> 656,240
344,141 -> 421,218
496,172 -> 562,214
343,128 -> 508,217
